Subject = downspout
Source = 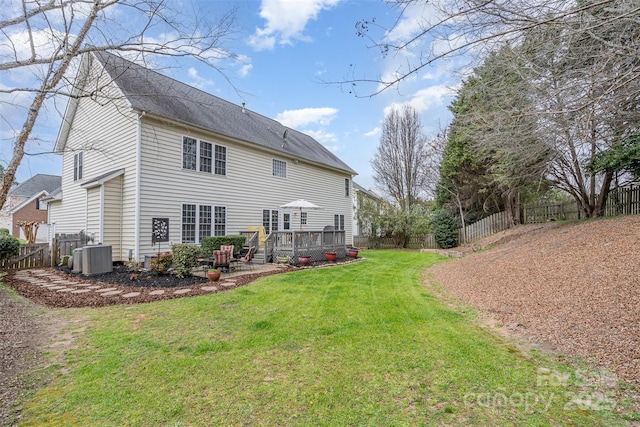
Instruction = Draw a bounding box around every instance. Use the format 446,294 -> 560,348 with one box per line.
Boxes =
99,185 -> 104,244
135,111 -> 145,262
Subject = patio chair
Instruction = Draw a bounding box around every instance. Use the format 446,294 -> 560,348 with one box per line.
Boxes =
213,249 -> 230,272
238,246 -> 255,270
220,245 -> 234,257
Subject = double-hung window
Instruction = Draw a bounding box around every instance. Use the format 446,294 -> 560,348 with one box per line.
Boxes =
334,214 -> 345,231
214,206 -> 226,236
183,136 -> 225,175
74,152 -> 83,181
182,203 -> 225,243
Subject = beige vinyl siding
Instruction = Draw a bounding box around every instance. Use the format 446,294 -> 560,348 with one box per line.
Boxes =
86,187 -> 101,242
51,55 -> 138,261
137,117 -> 353,259
103,175 -> 123,258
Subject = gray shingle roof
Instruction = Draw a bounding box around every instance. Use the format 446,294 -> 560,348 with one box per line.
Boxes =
9,174 -> 62,198
93,51 -> 356,175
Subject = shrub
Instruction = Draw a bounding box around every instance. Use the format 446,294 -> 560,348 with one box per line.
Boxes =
171,244 -> 201,278
0,228 -> 10,235
150,251 -> 173,275
0,234 -> 20,265
431,209 -> 459,249
200,235 -> 246,257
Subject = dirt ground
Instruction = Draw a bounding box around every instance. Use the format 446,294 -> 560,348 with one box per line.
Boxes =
428,215 -> 640,390
0,285 -> 70,426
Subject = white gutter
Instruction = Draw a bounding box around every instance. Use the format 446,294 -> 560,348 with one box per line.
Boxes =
135,111 -> 146,262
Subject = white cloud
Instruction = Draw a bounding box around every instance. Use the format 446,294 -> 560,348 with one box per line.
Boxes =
247,0 -> 341,50
384,84 -> 455,115
276,107 -> 338,128
304,129 -> 339,151
364,127 -> 380,137
187,68 -> 216,90
384,1 -> 441,45
239,64 -> 253,78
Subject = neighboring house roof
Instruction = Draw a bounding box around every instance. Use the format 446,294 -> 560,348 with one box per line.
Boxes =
41,186 -> 62,203
9,174 -> 61,198
58,51 -> 356,176
353,181 -> 383,202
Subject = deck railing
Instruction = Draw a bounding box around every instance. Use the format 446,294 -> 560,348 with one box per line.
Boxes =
264,230 -> 346,263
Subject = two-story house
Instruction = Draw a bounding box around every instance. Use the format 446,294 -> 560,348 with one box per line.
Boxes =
48,51 -> 356,263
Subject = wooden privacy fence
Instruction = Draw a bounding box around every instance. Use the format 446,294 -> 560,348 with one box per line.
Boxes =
604,184 -> 640,216
1,243 -> 50,269
459,211 -> 511,244
521,201 -> 582,224
51,232 -> 87,266
521,185 -> 639,223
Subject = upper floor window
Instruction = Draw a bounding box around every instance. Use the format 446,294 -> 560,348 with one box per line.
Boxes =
345,178 -> 350,197
272,159 -> 287,178
200,142 -> 212,173
74,152 -> 83,181
183,136 -> 226,175
215,145 -> 226,175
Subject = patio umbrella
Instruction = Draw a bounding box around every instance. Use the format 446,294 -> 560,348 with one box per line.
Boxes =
279,199 -> 322,231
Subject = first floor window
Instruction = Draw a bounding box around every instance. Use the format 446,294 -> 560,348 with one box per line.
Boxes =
182,203 -> 223,243
283,213 -> 291,230
199,205 -> 212,238
334,214 -> 345,231
300,212 -> 308,225
214,206 -> 226,236
262,209 -> 279,234
74,152 -> 83,181
182,204 -> 196,243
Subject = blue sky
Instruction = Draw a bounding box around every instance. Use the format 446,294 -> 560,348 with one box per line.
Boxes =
4,0 -> 461,193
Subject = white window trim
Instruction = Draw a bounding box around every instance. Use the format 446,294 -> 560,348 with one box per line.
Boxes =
213,205 -> 227,236
272,158 -> 287,178
182,135 -> 226,176
73,151 -> 83,181
181,203 -> 227,243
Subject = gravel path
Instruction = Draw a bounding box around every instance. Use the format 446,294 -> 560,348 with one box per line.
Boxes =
427,215 -> 640,387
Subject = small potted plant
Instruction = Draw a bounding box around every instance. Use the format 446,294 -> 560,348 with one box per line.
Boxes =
348,248 -> 359,258
298,254 -> 311,266
207,268 -> 221,282
325,251 -> 337,261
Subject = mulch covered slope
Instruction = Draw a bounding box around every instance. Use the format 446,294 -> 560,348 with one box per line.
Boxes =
428,215 -> 640,387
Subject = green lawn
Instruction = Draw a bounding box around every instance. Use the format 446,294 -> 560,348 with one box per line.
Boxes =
20,251 -> 627,426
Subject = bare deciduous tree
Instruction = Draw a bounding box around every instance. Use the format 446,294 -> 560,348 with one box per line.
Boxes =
342,0 -> 638,98
371,105 -> 433,211
0,0 -> 237,210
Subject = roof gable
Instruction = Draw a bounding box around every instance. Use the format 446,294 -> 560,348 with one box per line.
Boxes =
92,51 -> 356,175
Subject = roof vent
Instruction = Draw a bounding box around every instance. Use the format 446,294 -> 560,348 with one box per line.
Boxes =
242,102 -> 246,113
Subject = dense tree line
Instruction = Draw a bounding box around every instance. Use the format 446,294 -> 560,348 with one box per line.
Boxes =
362,0 -> 639,245
435,0 -> 640,220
